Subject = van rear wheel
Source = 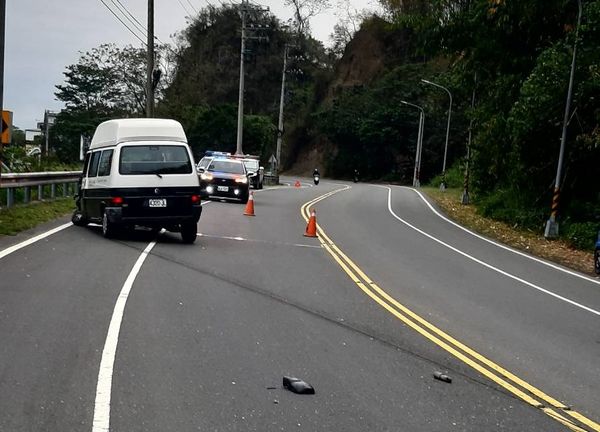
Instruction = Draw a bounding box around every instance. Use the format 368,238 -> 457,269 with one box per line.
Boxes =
181,222 -> 197,244
102,209 -> 117,238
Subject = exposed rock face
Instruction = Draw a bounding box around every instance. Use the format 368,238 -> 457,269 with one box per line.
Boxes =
329,19 -> 388,93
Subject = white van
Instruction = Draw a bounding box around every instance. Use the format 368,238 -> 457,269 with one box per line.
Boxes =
72,119 -> 202,243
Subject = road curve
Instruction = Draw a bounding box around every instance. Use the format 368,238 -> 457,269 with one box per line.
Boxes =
0,178 -> 592,431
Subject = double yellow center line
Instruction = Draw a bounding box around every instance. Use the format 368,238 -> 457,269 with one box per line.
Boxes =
301,187 -> 600,432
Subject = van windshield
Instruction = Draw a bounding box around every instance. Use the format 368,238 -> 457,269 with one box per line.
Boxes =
119,145 -> 192,175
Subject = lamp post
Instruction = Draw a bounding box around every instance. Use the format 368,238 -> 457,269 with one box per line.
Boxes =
421,79 -> 452,191
401,101 -> 425,187
544,0 -> 583,238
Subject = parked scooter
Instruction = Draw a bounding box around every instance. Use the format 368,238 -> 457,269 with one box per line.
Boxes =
313,174 -> 320,185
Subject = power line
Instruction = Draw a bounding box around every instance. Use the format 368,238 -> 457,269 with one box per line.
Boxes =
111,0 -> 147,36
97,0 -> 146,44
185,0 -> 199,15
177,0 -> 193,17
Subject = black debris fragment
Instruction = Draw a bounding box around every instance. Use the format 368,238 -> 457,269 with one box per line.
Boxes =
283,376 -> 315,394
433,371 -> 452,383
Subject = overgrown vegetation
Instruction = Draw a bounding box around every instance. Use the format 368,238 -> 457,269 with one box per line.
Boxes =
311,0 -> 600,246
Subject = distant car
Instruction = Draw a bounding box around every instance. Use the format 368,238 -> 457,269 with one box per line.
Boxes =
196,156 -> 213,173
198,157 -> 250,203
239,157 -> 264,189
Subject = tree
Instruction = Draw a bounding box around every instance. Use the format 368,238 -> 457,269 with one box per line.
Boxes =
285,0 -> 332,36
55,44 -> 174,116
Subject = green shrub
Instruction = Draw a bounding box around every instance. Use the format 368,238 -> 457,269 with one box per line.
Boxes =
563,222 -> 599,251
476,189 -> 546,231
428,162 -> 464,189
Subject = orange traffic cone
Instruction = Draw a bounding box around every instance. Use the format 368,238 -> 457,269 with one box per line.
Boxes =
244,192 -> 255,216
295,180 -> 301,188
304,209 -> 317,237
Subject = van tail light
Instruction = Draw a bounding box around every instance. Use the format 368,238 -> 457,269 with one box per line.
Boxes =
111,197 -> 124,205
191,194 -> 200,203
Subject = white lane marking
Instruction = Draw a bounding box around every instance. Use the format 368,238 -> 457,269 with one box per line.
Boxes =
197,233 -> 322,249
0,222 -> 73,260
404,187 -> 600,286
0,199 -> 208,261
92,240 -> 157,432
380,186 -> 600,317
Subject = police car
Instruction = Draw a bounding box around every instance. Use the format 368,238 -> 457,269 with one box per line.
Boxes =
197,153 -> 250,203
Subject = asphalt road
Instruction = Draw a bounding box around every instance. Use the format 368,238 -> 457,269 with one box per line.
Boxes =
0,177 -> 598,431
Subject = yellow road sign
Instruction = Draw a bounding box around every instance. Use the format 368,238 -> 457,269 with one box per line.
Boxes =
2,110 -> 13,144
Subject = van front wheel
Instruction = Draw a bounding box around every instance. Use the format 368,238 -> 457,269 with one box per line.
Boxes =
72,210 -> 88,227
181,222 -> 197,244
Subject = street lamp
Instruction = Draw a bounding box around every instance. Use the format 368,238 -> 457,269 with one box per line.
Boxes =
401,100 -> 425,187
421,79 -> 452,191
544,0 -> 583,238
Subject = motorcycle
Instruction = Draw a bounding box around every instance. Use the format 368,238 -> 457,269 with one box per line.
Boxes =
353,172 -> 359,183
313,174 -> 320,185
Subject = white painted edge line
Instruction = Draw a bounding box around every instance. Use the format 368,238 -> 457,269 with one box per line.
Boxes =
401,186 -> 600,287
0,222 -> 73,260
92,240 -> 157,432
381,186 -> 600,317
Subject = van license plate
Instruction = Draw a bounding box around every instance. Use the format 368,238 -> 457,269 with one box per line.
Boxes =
149,199 -> 167,207
217,186 -> 229,192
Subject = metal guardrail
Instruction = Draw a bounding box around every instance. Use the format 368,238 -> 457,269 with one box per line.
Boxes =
263,171 -> 279,186
0,171 -> 82,208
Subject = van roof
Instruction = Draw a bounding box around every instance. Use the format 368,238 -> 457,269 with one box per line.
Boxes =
90,118 -> 187,149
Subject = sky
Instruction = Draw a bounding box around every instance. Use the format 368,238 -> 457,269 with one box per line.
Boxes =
4,0 -> 381,132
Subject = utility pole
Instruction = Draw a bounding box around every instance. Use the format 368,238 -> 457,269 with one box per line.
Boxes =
462,73 -> 477,205
401,100 -> 425,188
236,0 -> 247,155
0,0 -> 5,188
236,0 -> 269,156
275,44 -> 289,173
545,0 -> 582,238
146,0 -> 155,118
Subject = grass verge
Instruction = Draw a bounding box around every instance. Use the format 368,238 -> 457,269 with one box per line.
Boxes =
422,187 -> 596,276
0,199 -> 75,236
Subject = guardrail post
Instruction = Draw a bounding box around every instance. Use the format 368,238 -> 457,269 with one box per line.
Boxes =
51,184 -> 56,198
38,185 -> 43,201
24,187 -> 31,204
63,183 -> 68,197
6,188 -> 14,208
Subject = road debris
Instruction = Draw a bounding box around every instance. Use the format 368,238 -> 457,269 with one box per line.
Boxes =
433,371 -> 452,383
283,376 -> 315,394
